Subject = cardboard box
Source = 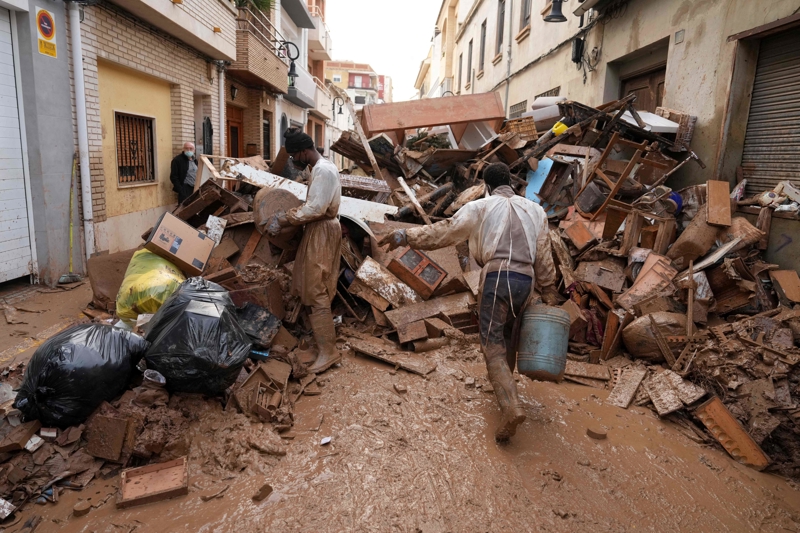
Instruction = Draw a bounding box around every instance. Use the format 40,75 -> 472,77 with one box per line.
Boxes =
144,212 -> 214,276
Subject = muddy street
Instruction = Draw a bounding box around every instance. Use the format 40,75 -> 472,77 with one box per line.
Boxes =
2,315 -> 797,532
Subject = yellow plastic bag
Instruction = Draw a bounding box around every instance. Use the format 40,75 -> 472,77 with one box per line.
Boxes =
116,249 -> 186,324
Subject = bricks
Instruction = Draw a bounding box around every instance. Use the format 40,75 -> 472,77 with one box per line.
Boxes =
695,397 -> 770,470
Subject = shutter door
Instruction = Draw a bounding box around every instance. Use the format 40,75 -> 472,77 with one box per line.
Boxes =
0,8 -> 33,282
741,30 -> 800,196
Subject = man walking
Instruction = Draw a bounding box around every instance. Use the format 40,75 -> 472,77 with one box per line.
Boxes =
267,129 -> 342,374
379,163 -> 559,441
170,142 -> 197,204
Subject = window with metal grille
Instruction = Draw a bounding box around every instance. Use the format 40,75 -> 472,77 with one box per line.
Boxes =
115,112 -> 155,185
509,100 -> 527,119
536,86 -> 561,98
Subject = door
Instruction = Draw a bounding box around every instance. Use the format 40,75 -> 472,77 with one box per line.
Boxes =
0,8 -> 33,282
226,105 -> 244,158
621,67 -> 666,113
262,111 -> 271,160
741,29 -> 800,196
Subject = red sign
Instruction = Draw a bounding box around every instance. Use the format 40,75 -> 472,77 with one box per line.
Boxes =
37,10 -> 55,40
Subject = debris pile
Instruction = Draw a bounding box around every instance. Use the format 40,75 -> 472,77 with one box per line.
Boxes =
2,90 -> 800,521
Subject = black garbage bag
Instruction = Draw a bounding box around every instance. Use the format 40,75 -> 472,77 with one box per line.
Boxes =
144,277 -> 251,395
15,324 -> 149,428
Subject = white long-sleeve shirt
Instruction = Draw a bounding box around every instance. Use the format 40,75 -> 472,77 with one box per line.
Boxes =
286,158 -> 341,225
405,186 -> 556,288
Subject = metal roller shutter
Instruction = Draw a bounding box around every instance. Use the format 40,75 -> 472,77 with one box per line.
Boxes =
0,8 -> 34,282
741,30 -> 800,197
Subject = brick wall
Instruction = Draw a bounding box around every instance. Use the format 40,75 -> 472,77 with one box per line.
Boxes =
230,31 -> 289,94
67,2 -> 225,224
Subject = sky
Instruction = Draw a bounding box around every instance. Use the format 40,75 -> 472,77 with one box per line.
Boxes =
326,0 -> 442,101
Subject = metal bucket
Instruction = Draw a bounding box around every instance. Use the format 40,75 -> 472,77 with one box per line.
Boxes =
517,305 -> 570,382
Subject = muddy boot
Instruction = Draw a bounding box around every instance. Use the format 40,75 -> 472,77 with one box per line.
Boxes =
486,358 -> 526,441
307,309 -> 341,374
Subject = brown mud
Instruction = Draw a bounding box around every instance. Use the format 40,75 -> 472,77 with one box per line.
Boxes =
8,340 -> 800,532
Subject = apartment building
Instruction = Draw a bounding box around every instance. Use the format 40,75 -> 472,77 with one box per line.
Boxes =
1,0 -> 239,284
0,0 -> 345,285
416,0 -> 800,267
326,61 -> 393,112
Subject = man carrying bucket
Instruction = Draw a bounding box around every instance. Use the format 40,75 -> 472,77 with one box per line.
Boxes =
379,163 -> 559,441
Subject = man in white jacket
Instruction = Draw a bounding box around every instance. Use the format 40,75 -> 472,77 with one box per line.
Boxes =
380,163 -> 558,441
268,129 -> 342,374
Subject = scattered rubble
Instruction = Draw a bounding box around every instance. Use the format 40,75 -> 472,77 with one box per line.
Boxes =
1,90 -> 800,525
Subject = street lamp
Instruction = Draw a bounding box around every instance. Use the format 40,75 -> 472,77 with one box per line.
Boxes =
332,97 -> 344,115
278,41 -> 300,85
544,0 -> 568,22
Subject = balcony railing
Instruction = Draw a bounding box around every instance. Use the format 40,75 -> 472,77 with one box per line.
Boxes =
308,6 -> 332,60
236,1 -> 288,60
312,76 -> 333,120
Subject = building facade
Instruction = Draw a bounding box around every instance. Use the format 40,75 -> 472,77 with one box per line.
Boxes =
0,0 -> 345,286
415,0 -> 800,266
326,61 -> 392,112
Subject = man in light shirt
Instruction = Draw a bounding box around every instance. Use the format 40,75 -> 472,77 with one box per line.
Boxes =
380,163 -> 559,441
268,129 -> 342,374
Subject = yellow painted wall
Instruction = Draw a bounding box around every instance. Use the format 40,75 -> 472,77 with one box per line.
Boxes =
98,60 -> 174,219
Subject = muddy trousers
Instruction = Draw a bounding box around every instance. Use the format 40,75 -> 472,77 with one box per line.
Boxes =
479,271 -> 532,440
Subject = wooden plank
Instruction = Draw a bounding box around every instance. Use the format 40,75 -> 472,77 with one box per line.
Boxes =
355,257 -> 422,309
361,92 -> 506,137
605,367 -> 647,409
649,315 -> 677,367
117,457 -> 189,509
397,176 -> 432,224
348,277 -> 391,311
270,147 -> 289,175
644,373 -> 684,416
706,180 -> 732,227
755,207 -> 772,250
564,360 -> 610,381
397,320 -> 428,344
602,310 -> 633,361
237,228 -> 263,268
384,292 -> 476,329
348,336 -> 437,376
564,220 -> 597,251
770,270 -> 800,305
695,397 -> 770,470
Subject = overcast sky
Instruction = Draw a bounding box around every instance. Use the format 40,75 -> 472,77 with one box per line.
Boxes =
326,0 -> 441,101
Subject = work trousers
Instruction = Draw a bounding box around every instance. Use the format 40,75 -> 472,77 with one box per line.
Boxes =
479,271 -> 533,371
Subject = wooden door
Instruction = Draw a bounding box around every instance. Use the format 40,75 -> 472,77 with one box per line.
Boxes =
226,105 -> 244,158
621,68 -> 666,113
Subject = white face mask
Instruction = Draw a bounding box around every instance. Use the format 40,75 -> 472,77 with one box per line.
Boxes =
184,151 -> 194,158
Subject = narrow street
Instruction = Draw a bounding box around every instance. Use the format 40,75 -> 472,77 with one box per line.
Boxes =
2,289 -> 799,532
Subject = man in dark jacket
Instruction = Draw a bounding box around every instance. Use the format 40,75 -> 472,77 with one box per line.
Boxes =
170,142 -> 197,203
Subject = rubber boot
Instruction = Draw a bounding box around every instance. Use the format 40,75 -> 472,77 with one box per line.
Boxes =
307,309 -> 341,374
486,357 -> 526,441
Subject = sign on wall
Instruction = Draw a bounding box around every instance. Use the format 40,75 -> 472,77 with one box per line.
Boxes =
36,7 -> 56,58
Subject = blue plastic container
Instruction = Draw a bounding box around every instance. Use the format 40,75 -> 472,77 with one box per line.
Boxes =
517,305 -> 570,382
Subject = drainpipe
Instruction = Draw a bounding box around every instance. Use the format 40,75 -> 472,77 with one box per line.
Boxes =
217,62 -> 226,156
67,2 -> 94,259
504,0 -> 514,116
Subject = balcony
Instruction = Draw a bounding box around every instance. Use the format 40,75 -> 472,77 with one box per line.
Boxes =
286,64 -> 316,109
308,8 -> 333,61
310,78 -> 333,121
107,0 -> 236,61
228,5 -> 289,94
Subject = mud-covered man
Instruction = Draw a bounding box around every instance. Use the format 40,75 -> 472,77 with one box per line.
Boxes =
379,163 -> 559,441
267,129 -> 342,374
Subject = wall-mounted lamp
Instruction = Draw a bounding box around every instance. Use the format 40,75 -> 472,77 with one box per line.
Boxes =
231,85 -> 239,100
279,41 -> 300,86
332,96 -> 345,115
544,0 -> 568,23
